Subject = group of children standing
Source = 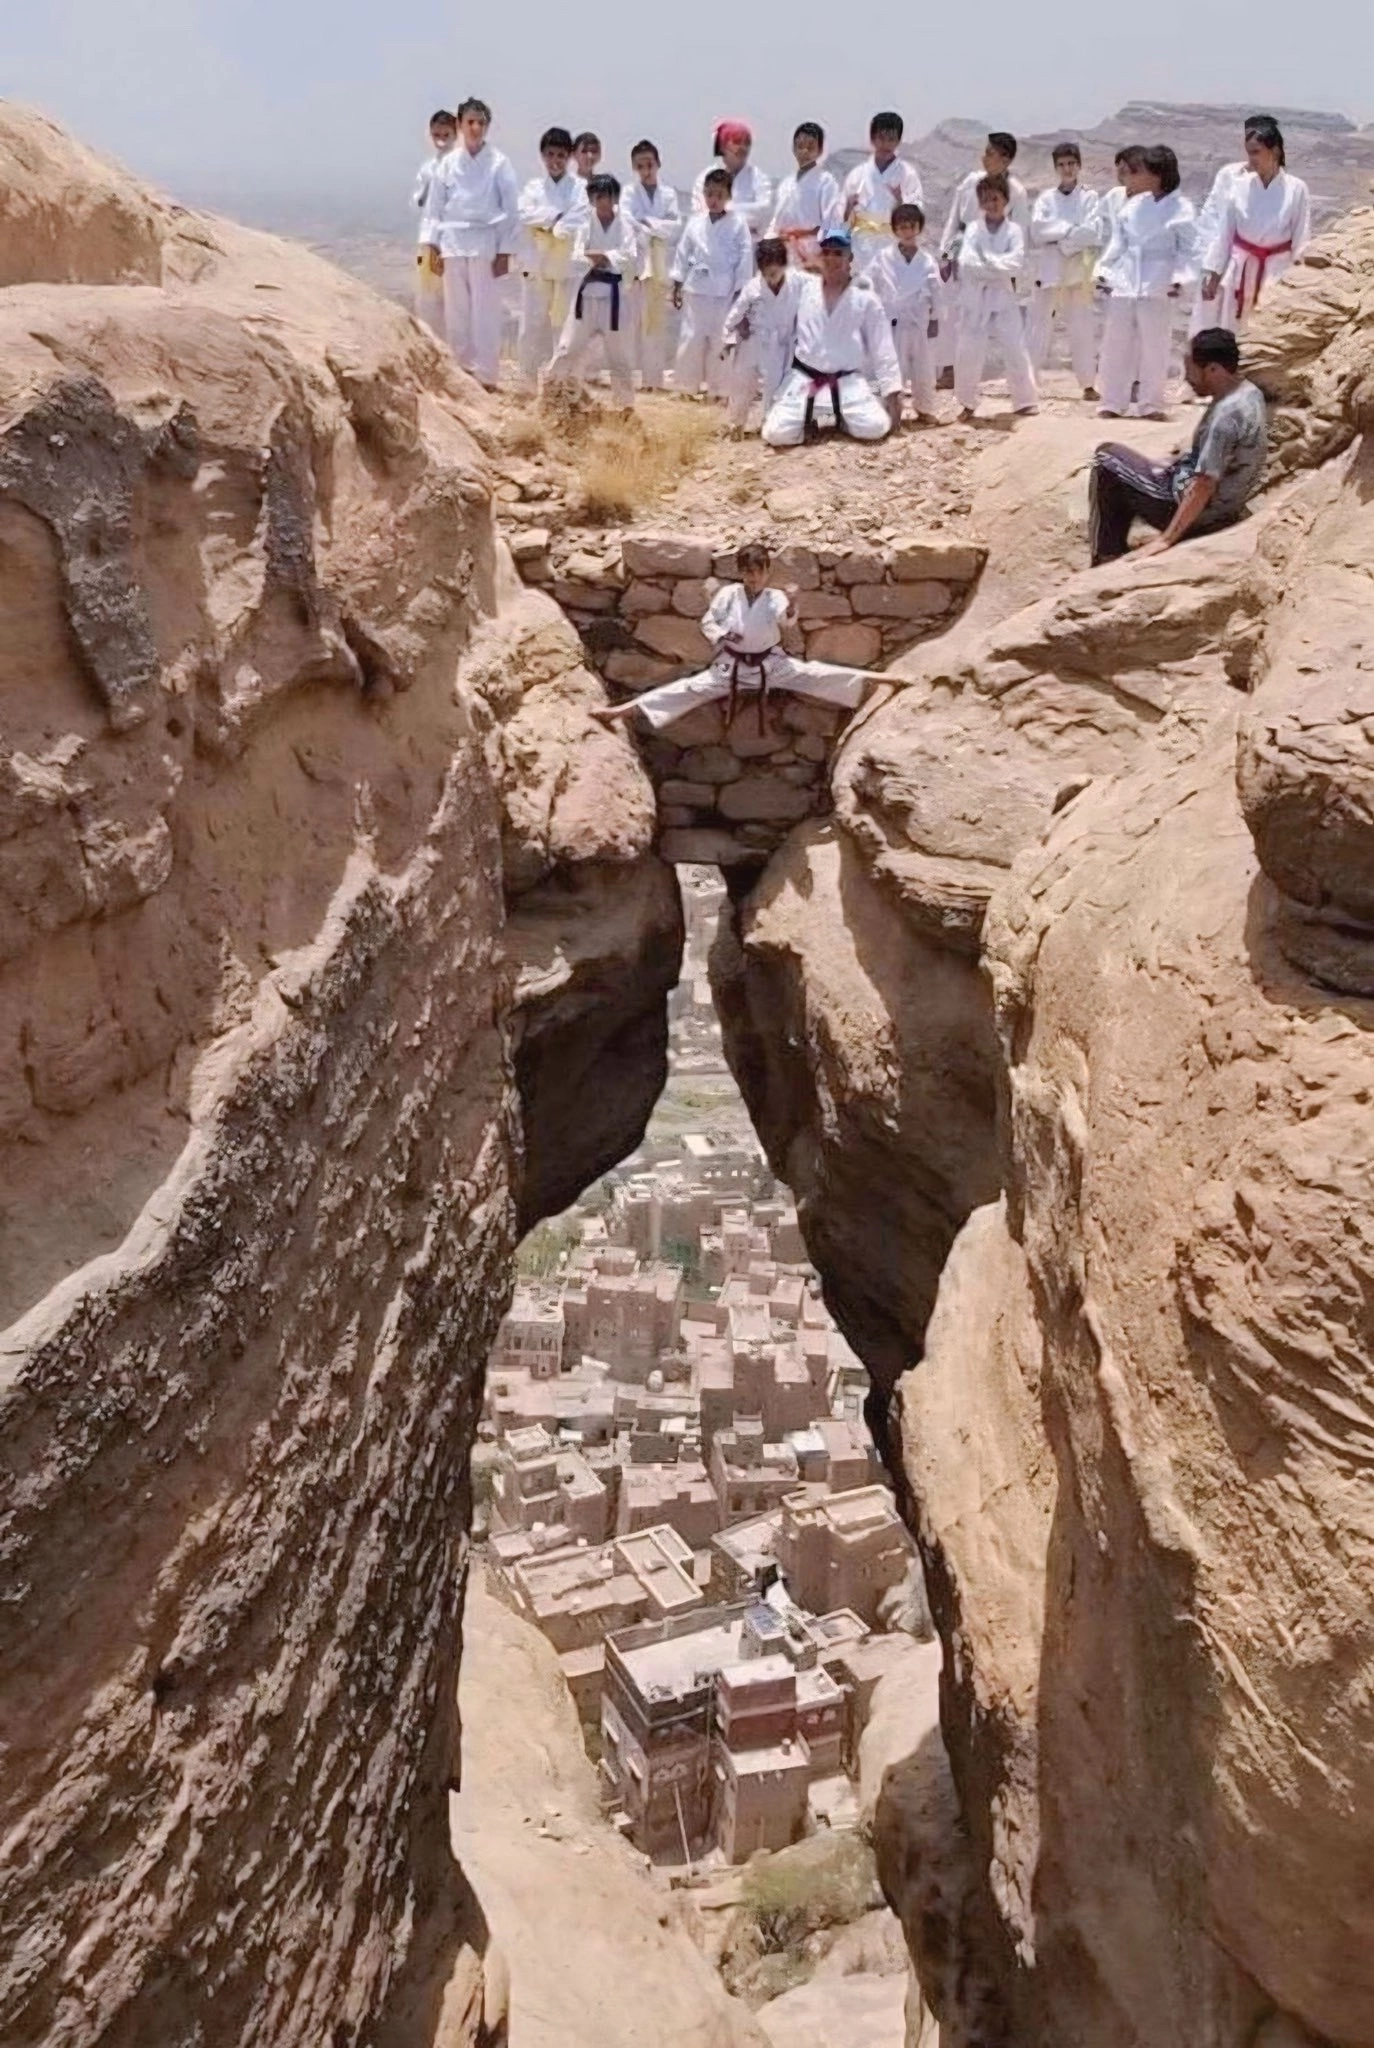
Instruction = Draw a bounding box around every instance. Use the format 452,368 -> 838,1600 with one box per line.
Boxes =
413,104 -> 1311,431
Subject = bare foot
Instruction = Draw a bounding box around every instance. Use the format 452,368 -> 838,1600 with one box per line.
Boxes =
915,412 -> 942,427
958,406 -> 977,423
1082,385 -> 1100,401
1013,405 -> 1040,417
592,703 -> 638,725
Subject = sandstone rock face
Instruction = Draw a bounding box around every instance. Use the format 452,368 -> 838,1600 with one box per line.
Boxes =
715,238 -> 1374,2048
0,108 -> 678,2048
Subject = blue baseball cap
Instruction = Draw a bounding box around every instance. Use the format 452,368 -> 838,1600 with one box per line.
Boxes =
819,225 -> 852,250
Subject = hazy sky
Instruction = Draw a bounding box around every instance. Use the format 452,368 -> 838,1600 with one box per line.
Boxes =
7,0 -> 1371,212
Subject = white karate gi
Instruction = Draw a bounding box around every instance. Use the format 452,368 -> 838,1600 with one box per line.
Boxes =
841,155 -> 925,277
1188,160 -> 1246,334
1094,190 -> 1197,415
1026,184 -> 1102,387
545,211 -> 640,409
938,166 -> 1031,374
722,269 -> 805,427
421,142 -> 520,387
870,245 -> 942,415
954,217 -> 1037,412
691,160 -> 775,239
627,583 -> 871,731
626,180 -> 683,387
769,165 -> 844,268
413,153 -> 452,337
516,171 -> 589,381
670,212 -> 753,397
762,275 -> 901,445
1204,169 -> 1312,332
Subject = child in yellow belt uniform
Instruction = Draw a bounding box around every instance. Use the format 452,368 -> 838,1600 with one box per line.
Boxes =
413,109 -> 456,337
516,126 -> 589,386
625,139 -> 682,389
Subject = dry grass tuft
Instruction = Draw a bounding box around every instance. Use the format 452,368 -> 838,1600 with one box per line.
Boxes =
531,390 -> 721,523
500,411 -> 549,458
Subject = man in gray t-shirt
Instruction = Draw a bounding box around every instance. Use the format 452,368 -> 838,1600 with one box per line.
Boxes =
1089,329 -> 1269,565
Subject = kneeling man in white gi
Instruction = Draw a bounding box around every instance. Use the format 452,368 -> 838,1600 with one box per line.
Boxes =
593,540 -> 874,732
762,226 -> 903,446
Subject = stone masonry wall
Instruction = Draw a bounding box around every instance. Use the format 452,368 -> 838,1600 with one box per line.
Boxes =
511,527 -> 986,870
512,528 -> 987,684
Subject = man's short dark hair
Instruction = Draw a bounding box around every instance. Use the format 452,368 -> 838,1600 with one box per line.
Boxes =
755,237 -> 788,269
1115,144 -> 1146,171
573,131 -> 600,151
430,110 -> 456,129
794,121 -> 825,148
987,131 -> 1018,161
976,172 -> 1010,202
630,139 -> 660,163
737,540 -> 771,571
703,167 -> 733,194
586,173 -> 621,203
870,111 -> 904,140
1142,145 -> 1181,195
1190,327 -> 1242,373
1052,140 -> 1082,165
891,202 -> 925,230
457,97 -> 491,123
540,127 -> 573,154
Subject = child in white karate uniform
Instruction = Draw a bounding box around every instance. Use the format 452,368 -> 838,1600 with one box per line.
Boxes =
722,238 -> 805,429
414,110 -> 456,337
770,121 -> 843,270
1027,142 -> 1102,397
939,132 -> 1031,378
1094,145 -> 1196,418
842,110 -> 924,278
420,96 -> 519,390
1199,116 -> 1311,334
516,126 -> 589,385
871,203 -> 942,422
594,541 -> 873,733
954,174 -> 1038,419
626,139 -> 682,389
544,175 -> 640,411
573,133 -> 602,181
691,121 -> 774,240
671,168 -> 753,398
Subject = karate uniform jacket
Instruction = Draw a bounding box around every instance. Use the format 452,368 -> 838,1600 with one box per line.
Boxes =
1029,185 -> 1102,288
691,160 -> 775,238
626,180 -> 683,285
842,156 -> 925,269
956,217 -> 1026,299
769,166 -> 843,255
413,152 -> 452,242
790,275 -> 902,395
1095,190 -> 1197,299
870,245 -> 943,328
722,269 -> 806,349
517,171 -> 589,278
1204,169 -> 1312,313
422,143 -> 519,261
670,211 -> 753,300
941,169 -> 1030,261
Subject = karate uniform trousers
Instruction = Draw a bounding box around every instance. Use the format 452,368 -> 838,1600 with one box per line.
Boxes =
442,258 -> 504,389
727,331 -> 792,429
1026,281 -> 1097,387
1097,296 -> 1173,415
674,294 -> 733,398
761,369 -> 891,446
519,237 -> 576,384
545,275 -> 637,410
893,320 -> 938,415
953,284 -> 1037,411
630,647 -> 870,731
637,241 -> 675,389
415,248 -> 447,339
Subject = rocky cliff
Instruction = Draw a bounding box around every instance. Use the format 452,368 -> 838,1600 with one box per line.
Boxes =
0,107 -> 678,2048
715,219 -> 1374,2045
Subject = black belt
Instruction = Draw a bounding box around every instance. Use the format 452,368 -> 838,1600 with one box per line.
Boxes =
575,271 -> 622,330
725,650 -> 771,733
792,357 -> 853,439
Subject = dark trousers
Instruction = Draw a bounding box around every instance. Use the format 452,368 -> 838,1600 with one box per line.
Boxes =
1089,442 -> 1178,564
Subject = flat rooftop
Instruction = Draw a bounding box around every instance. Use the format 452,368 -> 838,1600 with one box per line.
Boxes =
618,1617 -> 744,1701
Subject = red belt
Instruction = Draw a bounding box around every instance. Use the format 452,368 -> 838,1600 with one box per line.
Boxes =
1232,232 -> 1293,321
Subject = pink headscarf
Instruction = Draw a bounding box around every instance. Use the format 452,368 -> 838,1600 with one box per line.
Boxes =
714,120 -> 753,152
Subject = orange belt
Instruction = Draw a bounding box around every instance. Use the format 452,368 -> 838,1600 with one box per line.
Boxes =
1233,232 -> 1293,320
